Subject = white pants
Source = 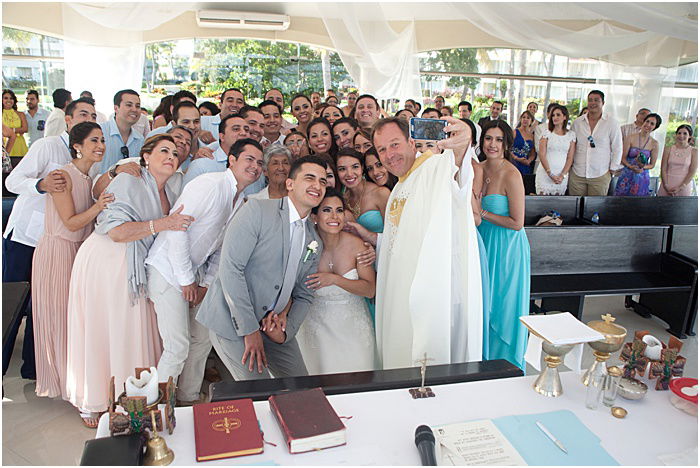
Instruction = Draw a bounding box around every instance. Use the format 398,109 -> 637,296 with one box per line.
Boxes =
146,266 -> 211,401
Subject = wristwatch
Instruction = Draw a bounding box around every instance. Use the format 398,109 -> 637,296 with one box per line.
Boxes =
108,166 -> 118,180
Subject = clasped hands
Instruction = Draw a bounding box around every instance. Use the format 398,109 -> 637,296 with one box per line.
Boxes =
241,310 -> 287,373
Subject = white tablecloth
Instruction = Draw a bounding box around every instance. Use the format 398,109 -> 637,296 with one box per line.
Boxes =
96,371 -> 698,465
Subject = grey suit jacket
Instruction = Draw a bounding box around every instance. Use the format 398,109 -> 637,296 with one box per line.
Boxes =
196,197 -> 322,343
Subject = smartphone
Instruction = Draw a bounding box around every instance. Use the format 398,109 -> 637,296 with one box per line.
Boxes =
409,117 -> 447,140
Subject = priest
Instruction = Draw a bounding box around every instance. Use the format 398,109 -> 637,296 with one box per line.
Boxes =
348,116 -> 482,369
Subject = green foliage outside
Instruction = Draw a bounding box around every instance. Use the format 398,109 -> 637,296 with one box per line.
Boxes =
420,49 -> 480,102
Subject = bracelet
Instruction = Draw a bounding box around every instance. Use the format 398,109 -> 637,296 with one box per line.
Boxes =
149,220 -> 156,236
480,209 -> 488,219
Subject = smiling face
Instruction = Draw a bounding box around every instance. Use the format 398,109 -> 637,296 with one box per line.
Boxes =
310,92 -> 321,107
292,97 -> 312,125
2,92 -> 14,110
527,102 -> 538,115
115,93 -> 141,126
245,110 -> 265,142
326,96 -> 339,106
374,122 -> 416,178
365,153 -> 389,187
312,195 -> 345,235
322,106 -> 343,124
74,128 -> 106,163
265,153 -> 291,185
144,140 -> 179,178
264,89 -> 284,109
550,108 -> 565,128
66,102 -> 98,131
587,93 -> 603,114
353,133 -> 372,154
175,107 -> 201,133
229,144 -> 264,189
220,116 -> 250,153
519,112 -> 532,128
435,96 -> 444,109
333,122 -> 356,149
675,127 -> 691,145
286,162 -> 328,212
636,108 -> 650,125
355,97 -> 379,128
169,128 -> 192,163
642,116 -> 658,134
260,104 -> 282,138
336,155 -> 363,189
221,90 -> 245,117
308,123 -> 333,154
458,104 -> 471,119
482,127 -> 505,160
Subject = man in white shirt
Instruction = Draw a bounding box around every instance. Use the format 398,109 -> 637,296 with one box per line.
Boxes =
260,100 -> 286,146
569,90 -> 623,196
24,90 -> 50,148
620,107 -> 651,140
145,90 -> 199,140
2,97 -> 96,379
43,88 -> 72,137
145,138 -> 263,402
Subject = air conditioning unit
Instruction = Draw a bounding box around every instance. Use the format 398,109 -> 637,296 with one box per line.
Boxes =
196,10 -> 290,31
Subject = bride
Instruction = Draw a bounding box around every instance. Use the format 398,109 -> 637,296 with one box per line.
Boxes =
297,188 -> 377,374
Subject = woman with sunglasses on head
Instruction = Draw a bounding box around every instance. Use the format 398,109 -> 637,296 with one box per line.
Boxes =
535,105 -> 576,195
658,124 -> 697,196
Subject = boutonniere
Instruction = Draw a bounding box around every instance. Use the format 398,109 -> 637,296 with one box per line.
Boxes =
303,240 -> 319,262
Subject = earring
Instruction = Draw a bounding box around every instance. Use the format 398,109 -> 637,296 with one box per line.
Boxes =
76,150 -> 83,159
145,161 -> 150,169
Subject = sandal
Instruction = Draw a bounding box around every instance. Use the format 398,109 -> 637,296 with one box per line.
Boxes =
79,409 -> 101,429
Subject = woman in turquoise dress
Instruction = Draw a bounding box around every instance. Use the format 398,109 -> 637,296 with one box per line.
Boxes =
477,120 -> 531,370
471,158 -> 491,359
614,113 -> 661,196
336,147 -> 390,323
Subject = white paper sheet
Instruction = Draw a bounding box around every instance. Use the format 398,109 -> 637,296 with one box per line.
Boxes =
520,313 -> 604,345
432,419 -> 527,466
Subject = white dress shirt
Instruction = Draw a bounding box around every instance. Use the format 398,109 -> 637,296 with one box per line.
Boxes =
145,169 -> 244,290
43,108 -> 66,137
620,122 -> 642,140
3,132 -> 71,247
571,113 -> 623,179
199,114 -> 222,144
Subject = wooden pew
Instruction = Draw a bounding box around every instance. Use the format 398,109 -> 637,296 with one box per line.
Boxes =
526,225 -> 696,338
525,196 -> 581,226
580,196 -> 698,225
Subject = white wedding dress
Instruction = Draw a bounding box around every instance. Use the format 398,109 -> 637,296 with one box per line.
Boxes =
296,269 -> 377,375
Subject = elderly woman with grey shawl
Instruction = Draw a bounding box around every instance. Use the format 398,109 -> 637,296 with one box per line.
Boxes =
65,134 -> 194,427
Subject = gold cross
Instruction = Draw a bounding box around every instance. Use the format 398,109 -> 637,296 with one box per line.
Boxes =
601,313 -> 616,324
212,417 -> 240,434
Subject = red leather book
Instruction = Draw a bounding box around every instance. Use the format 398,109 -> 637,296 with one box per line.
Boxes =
193,398 -> 263,462
268,387 -> 346,454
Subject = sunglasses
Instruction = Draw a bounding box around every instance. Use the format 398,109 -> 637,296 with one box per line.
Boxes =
587,136 -> 596,148
120,146 -> 129,158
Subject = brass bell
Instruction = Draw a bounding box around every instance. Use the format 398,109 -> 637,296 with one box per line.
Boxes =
144,411 -> 174,466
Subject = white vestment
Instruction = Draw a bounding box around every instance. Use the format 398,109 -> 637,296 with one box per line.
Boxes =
375,148 -> 483,369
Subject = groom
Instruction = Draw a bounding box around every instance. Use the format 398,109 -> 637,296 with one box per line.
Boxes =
196,155 -> 328,380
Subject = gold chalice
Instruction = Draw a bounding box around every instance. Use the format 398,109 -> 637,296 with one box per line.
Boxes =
582,314 -> 627,386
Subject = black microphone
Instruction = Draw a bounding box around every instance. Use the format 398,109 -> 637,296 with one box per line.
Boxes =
415,425 -> 437,466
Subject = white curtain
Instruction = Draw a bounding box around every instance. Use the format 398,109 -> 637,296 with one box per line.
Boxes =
61,2 -> 192,116
318,3 -> 421,102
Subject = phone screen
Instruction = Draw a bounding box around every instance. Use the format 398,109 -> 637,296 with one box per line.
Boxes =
410,118 -> 447,140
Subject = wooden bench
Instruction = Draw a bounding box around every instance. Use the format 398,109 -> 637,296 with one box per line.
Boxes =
581,196 -> 698,225
209,360 -> 522,402
525,196 -> 581,226
2,281 -> 30,376
526,225 -> 697,338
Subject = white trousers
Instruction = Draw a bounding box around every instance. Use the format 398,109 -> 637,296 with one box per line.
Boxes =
146,266 -> 211,401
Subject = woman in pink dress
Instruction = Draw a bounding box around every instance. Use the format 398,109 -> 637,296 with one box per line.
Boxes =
65,134 -> 194,427
32,122 -> 113,400
658,124 -> 697,196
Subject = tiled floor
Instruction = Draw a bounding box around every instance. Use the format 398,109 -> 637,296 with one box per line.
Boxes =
2,295 -> 697,465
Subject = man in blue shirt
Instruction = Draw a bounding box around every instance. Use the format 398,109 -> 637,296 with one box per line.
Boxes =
183,114 -> 250,186
95,89 -> 144,175
199,88 -> 246,148
24,90 -> 50,148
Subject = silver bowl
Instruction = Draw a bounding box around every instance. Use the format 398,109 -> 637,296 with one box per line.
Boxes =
617,377 -> 648,400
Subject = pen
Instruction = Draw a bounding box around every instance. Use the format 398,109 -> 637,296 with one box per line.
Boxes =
536,421 -> 568,454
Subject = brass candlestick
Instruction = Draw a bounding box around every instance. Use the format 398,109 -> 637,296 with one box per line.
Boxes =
533,341 -> 576,397
582,314 -> 627,387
